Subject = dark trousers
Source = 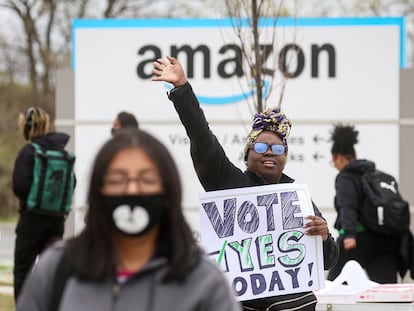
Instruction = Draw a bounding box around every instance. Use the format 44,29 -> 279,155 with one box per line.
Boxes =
13,210 -> 64,301
327,231 -> 398,283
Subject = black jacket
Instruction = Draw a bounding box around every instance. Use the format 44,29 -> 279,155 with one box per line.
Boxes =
168,82 -> 339,308
334,159 -> 414,279
12,132 -> 73,210
333,159 -> 375,238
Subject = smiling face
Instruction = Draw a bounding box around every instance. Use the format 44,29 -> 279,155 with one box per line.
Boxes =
246,131 -> 287,183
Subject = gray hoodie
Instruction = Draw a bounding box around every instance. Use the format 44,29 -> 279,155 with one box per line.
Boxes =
16,243 -> 242,311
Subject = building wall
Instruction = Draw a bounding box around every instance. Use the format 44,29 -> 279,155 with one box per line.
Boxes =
55,68 -> 76,238
400,69 -> 414,207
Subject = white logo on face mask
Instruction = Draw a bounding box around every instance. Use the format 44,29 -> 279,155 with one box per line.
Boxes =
112,204 -> 149,234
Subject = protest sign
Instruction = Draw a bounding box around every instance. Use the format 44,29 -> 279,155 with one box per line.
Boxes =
199,183 -> 325,301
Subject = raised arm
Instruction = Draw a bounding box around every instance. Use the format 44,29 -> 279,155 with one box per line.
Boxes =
152,56 -> 247,191
152,56 -> 187,87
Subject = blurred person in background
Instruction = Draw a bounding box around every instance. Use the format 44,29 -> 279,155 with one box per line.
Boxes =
17,128 -> 241,311
12,106 -> 74,301
327,124 -> 399,283
111,111 -> 139,136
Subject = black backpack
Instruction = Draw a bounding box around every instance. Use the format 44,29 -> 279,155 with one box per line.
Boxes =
26,142 -> 75,217
360,169 -> 410,235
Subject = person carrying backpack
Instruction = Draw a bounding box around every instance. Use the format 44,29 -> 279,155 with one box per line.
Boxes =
326,124 -> 401,283
12,106 -> 76,302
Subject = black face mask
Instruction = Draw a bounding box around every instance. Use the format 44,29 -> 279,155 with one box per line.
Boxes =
110,128 -> 117,136
101,194 -> 165,237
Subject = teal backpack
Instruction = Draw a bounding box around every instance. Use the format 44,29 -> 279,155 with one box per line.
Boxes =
26,142 -> 76,217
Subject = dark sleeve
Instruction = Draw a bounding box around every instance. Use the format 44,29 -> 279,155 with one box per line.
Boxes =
12,144 -> 35,201
335,173 -> 360,238
168,82 -> 247,190
312,201 -> 339,270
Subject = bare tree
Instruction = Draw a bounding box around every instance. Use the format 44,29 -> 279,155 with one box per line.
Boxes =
223,0 -> 292,113
290,0 -> 414,67
0,0 -> 58,93
0,0 -> 154,94
339,0 -> 414,66
102,0 -> 152,17
0,36 -> 24,84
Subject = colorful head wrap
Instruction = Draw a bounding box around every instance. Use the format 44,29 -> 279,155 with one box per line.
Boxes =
244,106 -> 292,158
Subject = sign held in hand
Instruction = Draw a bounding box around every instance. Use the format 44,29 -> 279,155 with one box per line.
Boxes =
199,183 -> 325,301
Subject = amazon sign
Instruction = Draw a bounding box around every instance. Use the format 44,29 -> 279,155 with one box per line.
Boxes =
72,17 -> 403,122
135,42 -> 336,105
71,18 -> 403,234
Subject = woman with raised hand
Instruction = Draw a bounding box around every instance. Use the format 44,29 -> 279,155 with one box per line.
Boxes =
152,56 -> 338,311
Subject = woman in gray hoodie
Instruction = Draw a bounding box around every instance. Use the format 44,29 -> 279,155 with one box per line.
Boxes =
16,129 -> 241,311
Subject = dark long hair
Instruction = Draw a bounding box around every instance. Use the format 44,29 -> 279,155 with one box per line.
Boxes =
67,129 -> 199,281
117,111 -> 139,128
330,123 -> 358,159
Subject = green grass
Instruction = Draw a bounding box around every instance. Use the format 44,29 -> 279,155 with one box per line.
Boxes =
0,261 -> 13,286
0,294 -> 14,310
0,260 -> 14,311
0,221 -> 15,311
0,215 -> 17,224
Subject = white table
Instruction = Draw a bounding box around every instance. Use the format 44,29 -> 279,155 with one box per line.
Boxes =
316,296 -> 414,310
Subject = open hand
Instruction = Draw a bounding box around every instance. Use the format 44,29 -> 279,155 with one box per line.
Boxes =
343,237 -> 357,250
152,56 -> 187,87
303,215 -> 328,241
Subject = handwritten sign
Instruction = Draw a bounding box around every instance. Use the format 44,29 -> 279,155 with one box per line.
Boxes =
199,183 -> 325,301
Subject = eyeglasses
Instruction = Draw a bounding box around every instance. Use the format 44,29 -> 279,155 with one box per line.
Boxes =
251,142 -> 285,155
102,172 -> 162,194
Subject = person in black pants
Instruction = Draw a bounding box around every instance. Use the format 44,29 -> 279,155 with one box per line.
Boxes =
326,124 -> 399,283
152,56 -> 339,311
12,106 -> 74,301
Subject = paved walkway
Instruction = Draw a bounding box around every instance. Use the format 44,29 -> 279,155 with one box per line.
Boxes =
0,222 -> 14,296
0,223 -> 15,262
0,285 -> 13,295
